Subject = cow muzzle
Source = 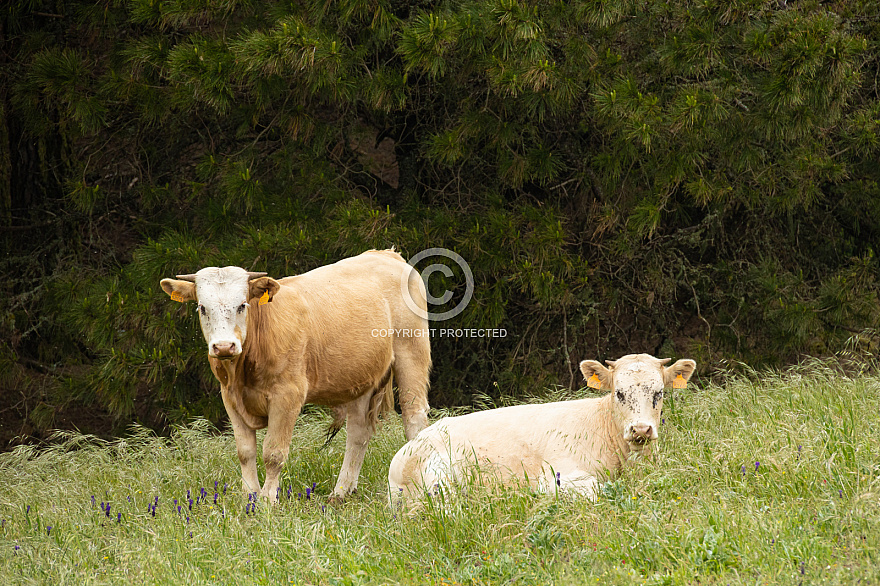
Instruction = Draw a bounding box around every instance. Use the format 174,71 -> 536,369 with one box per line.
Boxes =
625,423 -> 657,447
210,342 -> 239,359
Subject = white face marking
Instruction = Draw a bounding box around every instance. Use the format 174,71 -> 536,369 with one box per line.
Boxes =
612,359 -> 665,448
194,267 -> 251,359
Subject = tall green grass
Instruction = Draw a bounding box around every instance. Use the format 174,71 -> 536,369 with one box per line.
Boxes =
2,361 -> 879,585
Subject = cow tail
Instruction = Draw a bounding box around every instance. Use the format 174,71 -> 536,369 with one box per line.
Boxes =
321,407 -> 346,450
381,370 -> 395,415
367,367 -> 394,430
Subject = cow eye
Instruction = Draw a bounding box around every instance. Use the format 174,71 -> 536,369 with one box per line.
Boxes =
198,304 -> 207,316
616,390 -> 625,402
653,391 -> 663,408
237,303 -> 247,314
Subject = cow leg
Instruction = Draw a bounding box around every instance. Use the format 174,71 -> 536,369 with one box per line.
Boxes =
220,386 -> 261,496
228,412 -> 261,496
261,394 -> 302,503
330,392 -> 376,501
392,339 -> 431,441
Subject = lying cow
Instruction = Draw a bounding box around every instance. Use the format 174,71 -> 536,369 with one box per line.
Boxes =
161,249 -> 431,502
388,353 -> 695,505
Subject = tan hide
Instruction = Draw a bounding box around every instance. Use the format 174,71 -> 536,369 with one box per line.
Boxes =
161,250 -> 432,502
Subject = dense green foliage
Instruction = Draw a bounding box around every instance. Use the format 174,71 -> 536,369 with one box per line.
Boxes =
1,362 -> 879,583
1,0 -> 879,434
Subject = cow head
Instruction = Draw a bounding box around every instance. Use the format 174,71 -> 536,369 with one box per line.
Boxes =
161,267 -> 280,360
580,354 -> 696,452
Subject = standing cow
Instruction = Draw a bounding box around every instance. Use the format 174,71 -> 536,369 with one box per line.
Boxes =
161,249 -> 431,501
388,353 -> 695,505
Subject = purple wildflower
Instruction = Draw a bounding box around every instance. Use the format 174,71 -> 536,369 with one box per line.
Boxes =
287,487 -> 292,500
556,472 -> 561,487
177,506 -> 181,515
91,496 -> 96,507
223,483 -> 228,495
46,526 -> 52,535
741,465 -> 746,475
187,489 -> 191,499
755,461 -> 760,472
117,513 -> 121,523
173,499 -> 178,506
214,493 -> 219,504
188,498 -> 193,510
26,505 -> 30,515
839,489 -> 843,498
306,488 -> 312,500
105,504 -> 111,518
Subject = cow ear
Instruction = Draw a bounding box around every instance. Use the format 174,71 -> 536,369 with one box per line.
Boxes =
663,359 -> 697,387
580,360 -> 612,391
248,277 -> 281,303
160,279 -> 196,302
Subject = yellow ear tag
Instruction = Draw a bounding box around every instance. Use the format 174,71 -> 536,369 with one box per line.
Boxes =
587,373 -> 602,389
673,374 -> 687,389
170,291 -> 186,303
258,290 -> 270,306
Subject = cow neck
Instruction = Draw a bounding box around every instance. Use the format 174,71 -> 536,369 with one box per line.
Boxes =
234,301 -> 273,388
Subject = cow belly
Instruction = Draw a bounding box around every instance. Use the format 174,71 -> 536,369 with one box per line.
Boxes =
306,383 -> 379,406
304,342 -> 393,406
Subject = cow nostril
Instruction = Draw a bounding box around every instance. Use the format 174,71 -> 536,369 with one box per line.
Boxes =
212,343 -> 236,357
630,424 -> 653,443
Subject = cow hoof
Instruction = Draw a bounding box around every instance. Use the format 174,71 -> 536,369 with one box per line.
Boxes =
328,488 -> 357,506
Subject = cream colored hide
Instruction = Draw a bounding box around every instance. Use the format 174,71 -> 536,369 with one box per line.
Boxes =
161,250 -> 432,502
388,354 -> 695,506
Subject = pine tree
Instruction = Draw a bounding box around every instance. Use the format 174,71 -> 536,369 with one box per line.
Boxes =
1,0 -> 878,437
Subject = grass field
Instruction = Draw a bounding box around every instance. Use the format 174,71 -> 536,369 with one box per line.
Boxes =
2,359 -> 879,585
